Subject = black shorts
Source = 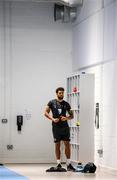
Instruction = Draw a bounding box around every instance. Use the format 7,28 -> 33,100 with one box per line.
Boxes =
52,126 -> 70,143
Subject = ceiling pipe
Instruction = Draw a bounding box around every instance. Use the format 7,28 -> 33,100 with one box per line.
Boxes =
5,0 -> 83,7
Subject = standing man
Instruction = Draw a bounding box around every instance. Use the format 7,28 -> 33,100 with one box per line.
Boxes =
44,87 -> 75,171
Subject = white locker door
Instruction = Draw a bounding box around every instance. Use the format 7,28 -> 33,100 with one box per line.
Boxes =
79,74 -> 94,163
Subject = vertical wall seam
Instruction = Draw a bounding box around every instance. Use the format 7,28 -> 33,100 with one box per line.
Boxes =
9,1 -> 13,144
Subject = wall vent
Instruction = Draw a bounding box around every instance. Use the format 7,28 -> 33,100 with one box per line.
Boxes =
54,3 -> 77,23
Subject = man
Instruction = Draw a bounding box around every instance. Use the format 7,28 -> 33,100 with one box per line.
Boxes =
44,87 -> 75,171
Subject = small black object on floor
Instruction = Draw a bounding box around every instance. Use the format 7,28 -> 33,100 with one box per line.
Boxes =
46,166 -> 67,172
83,162 -> 96,173
0,164 -> 4,166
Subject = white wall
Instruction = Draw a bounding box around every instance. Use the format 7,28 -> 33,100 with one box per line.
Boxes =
0,1 -> 4,159
76,0 -> 103,24
73,9 -> 103,69
72,0 -> 117,70
0,1 -> 72,163
101,61 -> 117,169
104,0 -> 114,6
81,61 -> 117,170
72,0 -> 117,171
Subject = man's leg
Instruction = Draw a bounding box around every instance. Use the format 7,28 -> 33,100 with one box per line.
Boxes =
55,142 -> 62,167
52,126 -> 62,167
63,141 -> 71,164
55,142 -> 61,159
63,141 -> 70,158
63,141 -> 75,171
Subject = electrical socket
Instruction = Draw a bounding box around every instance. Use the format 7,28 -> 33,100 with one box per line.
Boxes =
1,119 -> 8,123
7,145 -> 13,150
97,149 -> 103,157
97,149 -> 103,154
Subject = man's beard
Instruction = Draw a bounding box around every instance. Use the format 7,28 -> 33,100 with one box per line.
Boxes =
58,96 -> 63,100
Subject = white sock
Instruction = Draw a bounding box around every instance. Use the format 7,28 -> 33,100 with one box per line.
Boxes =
57,159 -> 61,164
66,159 -> 71,165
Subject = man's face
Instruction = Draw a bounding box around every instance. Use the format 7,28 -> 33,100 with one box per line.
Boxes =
56,90 -> 64,100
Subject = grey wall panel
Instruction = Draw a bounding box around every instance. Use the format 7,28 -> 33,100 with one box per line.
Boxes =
73,10 -> 104,70
104,0 -> 114,6
104,2 -> 115,61
75,0 -> 103,24
114,0 -> 117,58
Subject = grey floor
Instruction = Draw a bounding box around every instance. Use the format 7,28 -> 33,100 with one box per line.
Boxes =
5,164 -> 117,180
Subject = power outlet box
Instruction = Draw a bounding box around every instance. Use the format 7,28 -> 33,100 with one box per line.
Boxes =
1,119 -> 8,123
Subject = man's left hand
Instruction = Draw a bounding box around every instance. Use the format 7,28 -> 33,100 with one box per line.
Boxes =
60,116 -> 68,121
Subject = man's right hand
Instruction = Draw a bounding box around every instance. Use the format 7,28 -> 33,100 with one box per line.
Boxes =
52,118 -> 59,123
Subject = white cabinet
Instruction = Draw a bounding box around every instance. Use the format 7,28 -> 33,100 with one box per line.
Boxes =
67,73 -> 94,163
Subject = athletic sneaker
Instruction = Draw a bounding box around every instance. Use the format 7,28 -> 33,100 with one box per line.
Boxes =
67,164 -> 76,171
57,163 -> 62,168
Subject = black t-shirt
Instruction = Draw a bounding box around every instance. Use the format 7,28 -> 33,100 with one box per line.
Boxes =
47,99 -> 71,128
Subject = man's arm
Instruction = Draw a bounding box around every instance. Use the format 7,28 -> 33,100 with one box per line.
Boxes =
67,109 -> 74,120
44,105 -> 59,123
61,109 -> 74,121
44,105 -> 53,121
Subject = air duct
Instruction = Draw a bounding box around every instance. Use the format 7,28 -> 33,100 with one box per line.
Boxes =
54,3 -> 77,23
54,0 -> 83,23
6,0 -> 83,22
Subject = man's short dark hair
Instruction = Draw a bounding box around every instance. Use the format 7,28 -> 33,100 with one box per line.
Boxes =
56,87 -> 64,93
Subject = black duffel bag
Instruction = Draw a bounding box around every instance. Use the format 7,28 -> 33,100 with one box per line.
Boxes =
83,162 -> 96,173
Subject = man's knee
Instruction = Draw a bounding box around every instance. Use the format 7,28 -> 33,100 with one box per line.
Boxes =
64,141 -> 70,148
55,142 -> 61,149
